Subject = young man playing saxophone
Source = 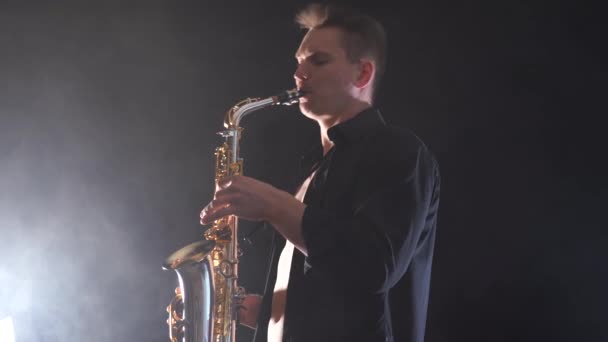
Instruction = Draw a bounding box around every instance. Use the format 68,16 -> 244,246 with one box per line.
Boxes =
200,3 -> 440,342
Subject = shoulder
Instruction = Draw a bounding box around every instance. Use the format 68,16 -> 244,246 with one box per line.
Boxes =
366,124 -> 439,173
349,124 -> 440,209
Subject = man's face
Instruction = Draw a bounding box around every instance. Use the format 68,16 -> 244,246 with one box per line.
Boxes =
294,27 -> 361,119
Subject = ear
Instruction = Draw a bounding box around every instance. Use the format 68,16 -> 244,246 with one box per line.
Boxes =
354,59 -> 374,88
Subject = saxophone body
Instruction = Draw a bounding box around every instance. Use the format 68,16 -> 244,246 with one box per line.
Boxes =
163,89 -> 303,342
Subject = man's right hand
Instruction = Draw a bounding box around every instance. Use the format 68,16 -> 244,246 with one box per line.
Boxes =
238,294 -> 263,329
168,287 -> 262,330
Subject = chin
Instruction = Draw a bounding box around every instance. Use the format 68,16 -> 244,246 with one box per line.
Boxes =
298,101 -> 310,113
299,102 -> 319,119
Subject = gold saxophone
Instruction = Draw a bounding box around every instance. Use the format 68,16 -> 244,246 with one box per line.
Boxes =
163,89 -> 303,342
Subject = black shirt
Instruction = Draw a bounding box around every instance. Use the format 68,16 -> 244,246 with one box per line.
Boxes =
254,107 -> 441,342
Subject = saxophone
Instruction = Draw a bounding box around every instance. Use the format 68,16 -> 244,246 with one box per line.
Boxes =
163,89 -> 303,342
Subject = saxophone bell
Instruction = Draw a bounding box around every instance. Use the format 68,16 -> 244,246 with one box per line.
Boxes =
163,240 -> 217,342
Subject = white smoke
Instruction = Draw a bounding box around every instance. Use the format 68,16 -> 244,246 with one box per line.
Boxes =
0,4 -> 205,342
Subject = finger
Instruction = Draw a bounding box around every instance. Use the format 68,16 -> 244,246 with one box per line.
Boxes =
200,204 -> 237,225
201,196 -> 244,224
200,204 -> 228,225
214,186 -> 239,199
217,175 -> 236,189
200,194 -> 241,219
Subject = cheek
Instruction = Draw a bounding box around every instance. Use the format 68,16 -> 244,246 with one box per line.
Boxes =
318,72 -> 350,92
328,68 -> 355,88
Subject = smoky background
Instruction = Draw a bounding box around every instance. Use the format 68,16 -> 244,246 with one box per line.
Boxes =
0,2 -> 314,341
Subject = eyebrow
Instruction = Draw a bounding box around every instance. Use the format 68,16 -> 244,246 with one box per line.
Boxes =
295,51 -> 331,60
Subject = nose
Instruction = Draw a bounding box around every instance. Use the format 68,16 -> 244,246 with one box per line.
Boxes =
293,63 -> 308,83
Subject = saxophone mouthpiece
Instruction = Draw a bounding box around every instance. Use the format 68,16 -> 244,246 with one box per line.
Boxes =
274,89 -> 305,106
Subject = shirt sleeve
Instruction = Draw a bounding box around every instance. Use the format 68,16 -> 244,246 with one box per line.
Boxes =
300,146 -> 440,293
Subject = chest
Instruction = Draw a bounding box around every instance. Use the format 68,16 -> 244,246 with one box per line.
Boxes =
305,144 -> 398,215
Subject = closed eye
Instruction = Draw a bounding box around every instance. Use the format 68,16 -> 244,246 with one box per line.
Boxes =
296,52 -> 332,66
310,55 -> 329,65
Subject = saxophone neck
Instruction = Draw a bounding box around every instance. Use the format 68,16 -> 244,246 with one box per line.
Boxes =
223,97 -> 261,130
223,89 -> 304,129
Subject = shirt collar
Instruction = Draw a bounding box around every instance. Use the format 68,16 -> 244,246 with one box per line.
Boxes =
299,107 -> 386,174
327,107 -> 386,145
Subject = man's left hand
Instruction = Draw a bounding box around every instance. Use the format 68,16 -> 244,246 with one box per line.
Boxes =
199,175 -> 292,224
199,175 -> 308,254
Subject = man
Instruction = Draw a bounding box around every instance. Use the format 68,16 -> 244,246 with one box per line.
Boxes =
200,3 -> 440,342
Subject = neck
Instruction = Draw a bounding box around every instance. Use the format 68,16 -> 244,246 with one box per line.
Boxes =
318,100 -> 371,155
